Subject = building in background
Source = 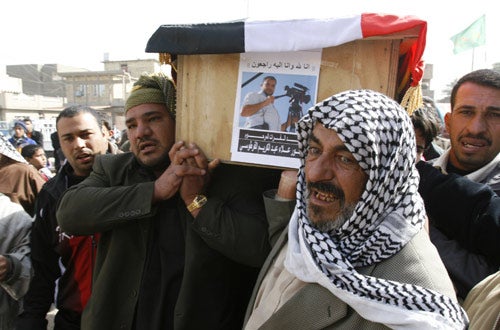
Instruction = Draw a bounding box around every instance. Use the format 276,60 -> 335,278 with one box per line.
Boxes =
1,58 -> 161,148
59,57 -> 160,130
422,63 -> 434,100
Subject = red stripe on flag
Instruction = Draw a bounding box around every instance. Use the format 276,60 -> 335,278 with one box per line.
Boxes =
361,13 -> 427,87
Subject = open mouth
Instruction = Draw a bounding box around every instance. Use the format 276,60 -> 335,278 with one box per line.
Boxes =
139,141 -> 156,152
461,138 -> 489,151
312,189 -> 338,203
76,153 -> 92,162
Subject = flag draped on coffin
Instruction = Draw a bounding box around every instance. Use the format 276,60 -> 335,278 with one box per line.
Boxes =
146,13 -> 427,92
450,15 -> 486,55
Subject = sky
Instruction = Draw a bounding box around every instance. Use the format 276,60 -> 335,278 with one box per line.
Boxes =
1,0 -> 498,100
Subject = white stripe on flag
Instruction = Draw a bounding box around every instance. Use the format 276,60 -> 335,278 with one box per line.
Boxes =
244,16 -> 363,53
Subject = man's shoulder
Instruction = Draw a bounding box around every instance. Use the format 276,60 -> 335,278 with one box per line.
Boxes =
370,230 -> 456,298
9,161 -> 37,174
97,151 -> 134,163
40,172 -> 66,199
94,152 -> 136,174
485,163 -> 500,194
245,91 -> 266,102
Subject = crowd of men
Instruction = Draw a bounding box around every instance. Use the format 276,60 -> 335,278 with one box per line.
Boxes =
0,68 -> 498,330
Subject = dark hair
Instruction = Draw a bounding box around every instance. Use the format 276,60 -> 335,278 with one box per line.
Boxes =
21,144 -> 43,158
101,120 -> 112,131
450,69 -> 500,110
23,118 -> 33,125
262,76 -> 277,83
411,103 -> 441,149
56,105 -> 100,126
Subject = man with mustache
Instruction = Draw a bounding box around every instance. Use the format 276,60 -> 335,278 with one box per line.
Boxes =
244,90 -> 467,329
56,73 -> 279,329
17,106 -> 120,329
416,69 -> 500,301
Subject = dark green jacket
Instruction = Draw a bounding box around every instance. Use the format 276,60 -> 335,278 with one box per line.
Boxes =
57,152 -> 280,330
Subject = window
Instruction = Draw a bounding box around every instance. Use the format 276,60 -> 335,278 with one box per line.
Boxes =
75,84 -> 86,97
93,84 -> 105,97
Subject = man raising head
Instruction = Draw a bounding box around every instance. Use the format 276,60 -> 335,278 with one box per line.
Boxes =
244,90 -> 467,329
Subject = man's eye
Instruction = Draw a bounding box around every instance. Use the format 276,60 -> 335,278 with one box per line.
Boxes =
307,146 -> 321,157
457,110 -> 474,117
338,155 -> 353,164
486,111 -> 500,123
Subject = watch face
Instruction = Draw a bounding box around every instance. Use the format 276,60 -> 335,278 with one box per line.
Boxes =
188,195 -> 207,212
195,195 -> 207,205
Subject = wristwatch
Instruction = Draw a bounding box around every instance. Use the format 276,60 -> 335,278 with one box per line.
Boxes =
187,195 -> 208,212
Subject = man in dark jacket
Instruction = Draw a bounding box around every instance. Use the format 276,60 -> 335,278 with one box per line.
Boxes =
419,69 -> 500,300
17,106 -> 120,329
56,73 -> 279,329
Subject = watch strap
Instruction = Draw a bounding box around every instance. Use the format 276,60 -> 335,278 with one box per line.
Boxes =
187,195 -> 207,212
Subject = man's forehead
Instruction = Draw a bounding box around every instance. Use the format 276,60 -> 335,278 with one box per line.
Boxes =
126,104 -> 168,121
57,114 -> 100,133
311,122 -> 342,142
455,83 -> 500,107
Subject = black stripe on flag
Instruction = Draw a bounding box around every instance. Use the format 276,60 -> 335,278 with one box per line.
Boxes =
146,21 -> 245,55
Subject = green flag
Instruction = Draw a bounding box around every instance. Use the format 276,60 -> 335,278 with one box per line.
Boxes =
450,15 -> 486,54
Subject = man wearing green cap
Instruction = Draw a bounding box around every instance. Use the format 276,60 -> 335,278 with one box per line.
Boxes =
57,73 -> 279,330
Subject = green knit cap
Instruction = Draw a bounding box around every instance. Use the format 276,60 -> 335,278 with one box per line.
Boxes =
125,73 -> 176,117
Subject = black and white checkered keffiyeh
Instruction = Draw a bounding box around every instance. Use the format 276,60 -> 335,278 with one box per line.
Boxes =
284,90 -> 467,329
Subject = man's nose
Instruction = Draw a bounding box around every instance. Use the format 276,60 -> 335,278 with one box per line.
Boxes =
468,113 -> 488,134
306,155 -> 335,182
75,137 -> 86,148
135,122 -> 151,138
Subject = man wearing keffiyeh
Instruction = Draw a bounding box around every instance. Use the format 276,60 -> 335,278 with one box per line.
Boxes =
244,89 -> 468,329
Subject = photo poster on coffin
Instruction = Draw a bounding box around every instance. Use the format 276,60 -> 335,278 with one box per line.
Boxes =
231,50 -> 322,168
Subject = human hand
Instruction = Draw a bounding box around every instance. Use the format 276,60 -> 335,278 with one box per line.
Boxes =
0,255 -> 10,282
179,143 -> 220,205
264,95 -> 275,106
152,141 -> 206,202
277,170 -> 297,200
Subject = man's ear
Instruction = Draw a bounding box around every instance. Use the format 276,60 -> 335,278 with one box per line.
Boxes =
444,112 -> 451,135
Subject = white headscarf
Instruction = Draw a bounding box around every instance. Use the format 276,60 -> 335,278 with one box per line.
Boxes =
285,90 -> 468,329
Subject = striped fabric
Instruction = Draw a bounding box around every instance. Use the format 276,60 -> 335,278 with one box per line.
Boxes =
146,13 -> 426,87
285,90 -> 468,329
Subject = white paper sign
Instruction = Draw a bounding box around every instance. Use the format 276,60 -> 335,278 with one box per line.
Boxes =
231,50 -> 322,168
